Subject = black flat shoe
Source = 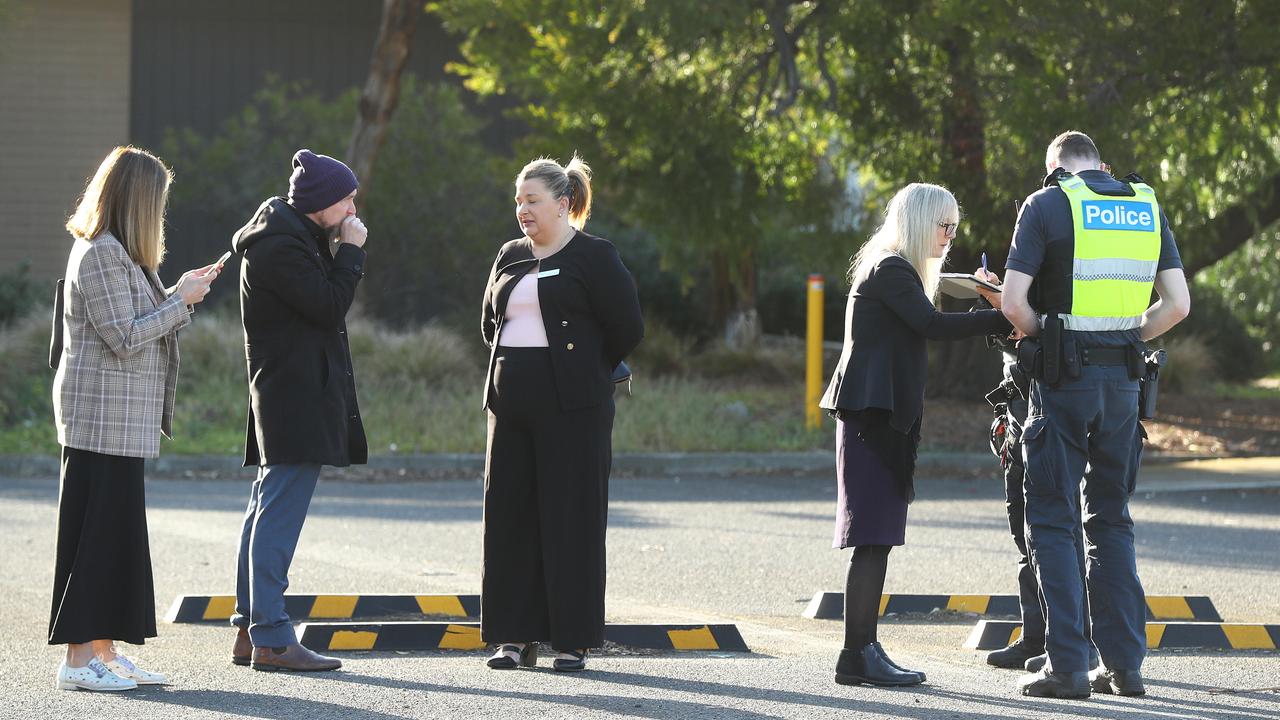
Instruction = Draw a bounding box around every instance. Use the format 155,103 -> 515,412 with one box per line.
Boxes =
487,643 -> 537,669
1090,668 -> 1145,697
834,644 -> 923,687
553,649 -> 587,672
871,642 -> 926,683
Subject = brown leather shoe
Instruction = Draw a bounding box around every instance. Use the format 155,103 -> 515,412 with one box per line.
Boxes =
251,643 -> 342,672
232,628 -> 252,666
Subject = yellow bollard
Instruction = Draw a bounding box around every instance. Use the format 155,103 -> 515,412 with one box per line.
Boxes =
805,274 -> 824,430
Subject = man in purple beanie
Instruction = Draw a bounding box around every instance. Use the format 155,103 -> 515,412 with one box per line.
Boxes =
227,149 -> 369,672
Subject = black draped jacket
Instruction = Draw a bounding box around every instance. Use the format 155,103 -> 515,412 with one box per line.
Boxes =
481,230 -> 644,411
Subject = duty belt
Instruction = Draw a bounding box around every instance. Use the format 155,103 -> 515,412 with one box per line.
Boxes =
1079,347 -> 1129,366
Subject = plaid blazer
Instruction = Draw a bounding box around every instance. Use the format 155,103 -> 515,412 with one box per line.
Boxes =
52,233 -> 191,458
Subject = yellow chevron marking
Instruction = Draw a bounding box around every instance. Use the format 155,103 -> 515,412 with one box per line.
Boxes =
1008,626 -> 1022,645
878,595 -> 889,616
947,596 -> 991,614
310,596 -> 359,618
1146,596 -> 1194,620
1221,625 -> 1276,650
416,596 -> 468,617
1146,624 -> 1167,648
330,631 -> 376,650
668,626 -> 719,650
439,624 -> 485,650
203,596 -> 236,621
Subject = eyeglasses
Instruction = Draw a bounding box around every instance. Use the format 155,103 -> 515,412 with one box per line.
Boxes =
938,221 -> 959,237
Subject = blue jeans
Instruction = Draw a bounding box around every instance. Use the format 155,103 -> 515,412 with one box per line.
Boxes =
231,463 -> 321,648
1022,365 -> 1146,673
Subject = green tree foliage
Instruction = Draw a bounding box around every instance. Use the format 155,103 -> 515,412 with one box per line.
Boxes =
162,76 -> 510,326
1198,231 -> 1280,372
433,0 -> 1278,376
431,0 -> 856,343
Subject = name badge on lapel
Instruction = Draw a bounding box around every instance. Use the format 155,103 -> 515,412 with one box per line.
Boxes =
536,268 -> 561,279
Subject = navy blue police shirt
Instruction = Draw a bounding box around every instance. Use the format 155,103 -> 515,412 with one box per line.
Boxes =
1006,169 -> 1183,348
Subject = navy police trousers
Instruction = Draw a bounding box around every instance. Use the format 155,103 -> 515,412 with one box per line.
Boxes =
1022,364 -> 1146,673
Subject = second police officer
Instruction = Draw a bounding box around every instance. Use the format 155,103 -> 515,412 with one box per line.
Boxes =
1000,131 -> 1190,699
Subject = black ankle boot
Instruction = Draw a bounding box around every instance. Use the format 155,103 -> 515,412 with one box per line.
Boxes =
835,644 -> 924,687
986,637 -> 1045,669
871,642 -> 926,683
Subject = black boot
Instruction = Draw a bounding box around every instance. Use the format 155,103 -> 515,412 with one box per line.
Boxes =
1017,668 -> 1090,699
986,637 -> 1045,669
1090,668 -> 1145,696
872,642 -> 925,682
835,644 -> 923,687
1024,646 -> 1098,673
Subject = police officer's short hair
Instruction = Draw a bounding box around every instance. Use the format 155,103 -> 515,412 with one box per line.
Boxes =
1046,131 -> 1101,169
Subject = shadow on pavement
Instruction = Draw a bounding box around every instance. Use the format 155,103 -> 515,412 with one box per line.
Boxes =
125,687 -> 408,720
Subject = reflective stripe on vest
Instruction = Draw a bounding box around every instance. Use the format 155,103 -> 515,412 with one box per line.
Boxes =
1058,175 -> 1161,332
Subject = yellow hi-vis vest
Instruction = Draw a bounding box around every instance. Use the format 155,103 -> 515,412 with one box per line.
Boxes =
1058,175 -> 1161,332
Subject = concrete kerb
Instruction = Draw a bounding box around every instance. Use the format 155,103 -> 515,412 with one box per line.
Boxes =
802,591 -> 1223,622
965,619 -> 1280,651
297,621 -> 751,653
0,449 -> 1225,481
165,593 -> 481,623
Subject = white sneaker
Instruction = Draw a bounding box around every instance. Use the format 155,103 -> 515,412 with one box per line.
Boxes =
55,658 -> 138,691
105,654 -> 168,685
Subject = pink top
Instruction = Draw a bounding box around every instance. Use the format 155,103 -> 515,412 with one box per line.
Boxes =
498,273 -> 548,347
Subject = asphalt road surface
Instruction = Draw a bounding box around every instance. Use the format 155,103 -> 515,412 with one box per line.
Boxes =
1,459 -> 1277,719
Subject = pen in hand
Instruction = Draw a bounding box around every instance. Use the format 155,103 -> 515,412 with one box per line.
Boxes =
981,252 -> 988,275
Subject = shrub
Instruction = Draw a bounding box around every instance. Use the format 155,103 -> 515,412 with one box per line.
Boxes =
0,262 -> 43,328
1163,283 -> 1266,382
627,321 -> 693,378
1155,335 -> 1218,394
0,312 -> 53,426
348,319 -> 481,387
690,340 -> 805,384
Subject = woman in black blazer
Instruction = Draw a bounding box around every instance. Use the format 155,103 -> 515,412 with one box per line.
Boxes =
819,183 -> 1008,687
480,155 -> 643,672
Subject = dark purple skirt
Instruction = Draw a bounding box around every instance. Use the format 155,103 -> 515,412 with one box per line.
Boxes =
833,416 -> 908,548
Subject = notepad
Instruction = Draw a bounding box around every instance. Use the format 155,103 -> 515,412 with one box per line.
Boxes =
939,273 -> 1001,299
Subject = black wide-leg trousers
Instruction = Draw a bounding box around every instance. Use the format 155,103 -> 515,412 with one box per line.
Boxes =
481,347 -> 613,649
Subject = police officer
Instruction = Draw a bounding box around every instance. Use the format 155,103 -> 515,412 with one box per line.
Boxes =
1001,131 -> 1190,699
982,335 -> 1047,670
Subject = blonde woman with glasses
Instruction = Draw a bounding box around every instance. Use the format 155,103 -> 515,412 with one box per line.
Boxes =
50,146 -> 221,691
819,183 -> 1008,687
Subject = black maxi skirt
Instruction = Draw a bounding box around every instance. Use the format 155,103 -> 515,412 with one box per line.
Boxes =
48,446 -> 156,645
481,347 -> 614,650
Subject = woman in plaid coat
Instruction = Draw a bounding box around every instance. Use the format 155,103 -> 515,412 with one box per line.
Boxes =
49,147 -> 220,691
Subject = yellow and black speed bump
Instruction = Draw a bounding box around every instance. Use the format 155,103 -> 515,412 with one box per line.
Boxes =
298,622 -> 750,653
803,592 -> 1221,622
965,620 -> 1280,650
164,594 -> 480,624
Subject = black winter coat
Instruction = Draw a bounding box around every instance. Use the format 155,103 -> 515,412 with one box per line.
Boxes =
482,231 -> 644,411
820,254 -> 1009,434
232,198 -> 368,467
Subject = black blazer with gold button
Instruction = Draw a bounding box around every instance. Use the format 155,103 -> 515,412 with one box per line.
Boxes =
481,230 -> 644,411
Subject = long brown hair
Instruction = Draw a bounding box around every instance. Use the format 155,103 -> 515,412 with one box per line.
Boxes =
66,146 -> 173,270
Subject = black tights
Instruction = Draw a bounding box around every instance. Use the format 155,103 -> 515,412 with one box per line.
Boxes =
843,544 -> 892,650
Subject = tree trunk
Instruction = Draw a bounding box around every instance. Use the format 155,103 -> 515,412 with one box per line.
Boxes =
346,0 -> 421,198
928,32 -> 1002,398
711,246 -> 761,348
1182,170 -> 1280,278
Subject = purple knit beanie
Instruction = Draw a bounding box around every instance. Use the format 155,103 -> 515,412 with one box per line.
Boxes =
287,149 -> 359,213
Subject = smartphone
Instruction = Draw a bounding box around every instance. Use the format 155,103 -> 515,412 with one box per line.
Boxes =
215,251 -> 233,268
